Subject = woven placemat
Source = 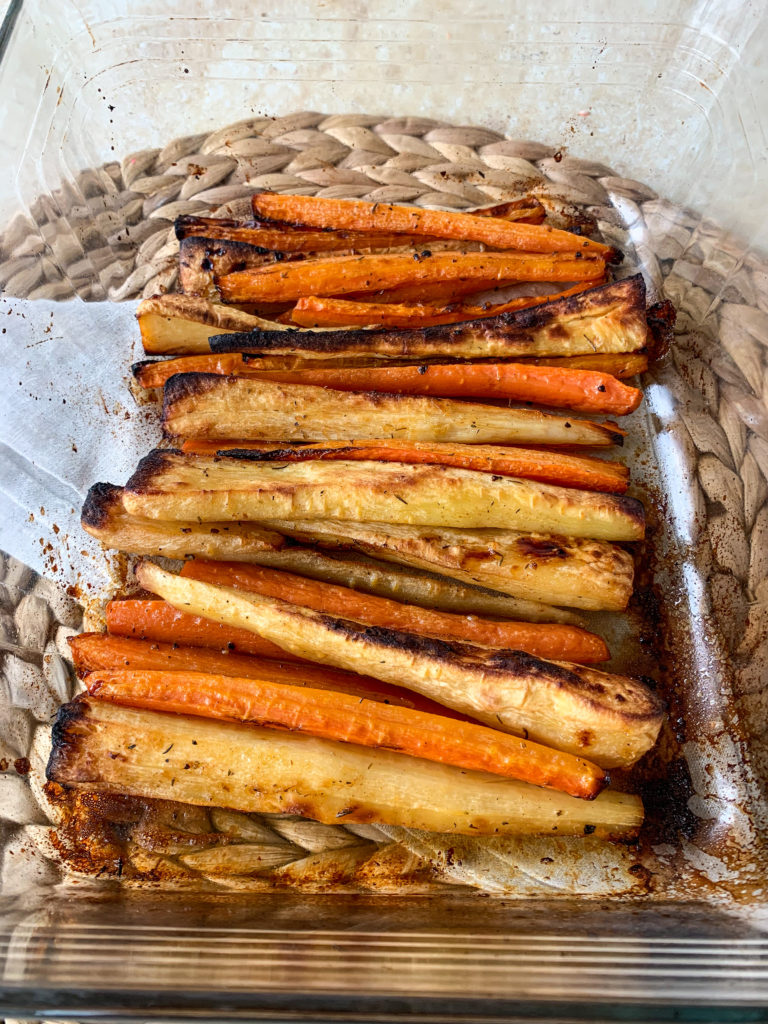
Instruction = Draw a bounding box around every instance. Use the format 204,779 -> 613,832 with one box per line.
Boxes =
1,112 -> 767,892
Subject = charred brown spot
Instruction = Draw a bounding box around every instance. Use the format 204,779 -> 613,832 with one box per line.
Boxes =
163,371 -> 226,421
515,537 -> 568,559
80,482 -> 125,529
219,446 -> 357,462
124,448 -> 183,496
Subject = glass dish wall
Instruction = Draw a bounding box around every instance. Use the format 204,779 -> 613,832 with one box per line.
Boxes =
1,0 -> 768,1019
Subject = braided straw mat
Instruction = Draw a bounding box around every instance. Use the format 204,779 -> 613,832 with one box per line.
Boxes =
1,113 -> 767,897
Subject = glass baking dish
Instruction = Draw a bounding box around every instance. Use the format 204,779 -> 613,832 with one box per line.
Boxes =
2,0 -> 768,1018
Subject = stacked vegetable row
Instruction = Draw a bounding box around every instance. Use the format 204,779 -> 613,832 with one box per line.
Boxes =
48,193 -> 674,843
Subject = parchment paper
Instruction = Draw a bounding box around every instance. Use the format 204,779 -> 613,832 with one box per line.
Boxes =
0,294 -> 159,591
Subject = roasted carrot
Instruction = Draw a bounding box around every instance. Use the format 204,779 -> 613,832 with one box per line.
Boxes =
134,352 -> 261,388
178,438 -> 629,494
514,353 -> 650,380
251,193 -> 619,260
230,361 -> 641,416
105,598 -> 303,662
179,560 -> 610,664
85,668 -> 610,798
69,632 -> 465,717
176,216 -> 454,253
289,282 -> 601,329
216,252 -> 607,304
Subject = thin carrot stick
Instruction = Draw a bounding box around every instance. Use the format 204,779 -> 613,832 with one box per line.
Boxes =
251,192 -> 619,260
105,598 -> 302,662
178,438 -> 629,494
224,361 -> 641,416
216,251 -> 607,304
70,632 -> 463,717
85,668 -> 609,798
289,281 -> 599,328
179,560 -> 610,664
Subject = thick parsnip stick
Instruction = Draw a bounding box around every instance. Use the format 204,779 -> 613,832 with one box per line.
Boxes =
226,546 -> 583,624
161,375 -> 625,447
81,483 -> 285,559
48,698 -> 645,836
123,451 -> 644,542
136,562 -> 663,768
264,519 -> 635,612
177,439 -> 629,494
137,294 -> 291,355
208,276 -> 651,363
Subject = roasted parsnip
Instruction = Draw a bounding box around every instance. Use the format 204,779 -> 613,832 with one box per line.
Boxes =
81,483 -> 285,559
235,547 -> 583,624
138,294 -> 290,355
122,451 -> 644,543
48,698 -> 644,836
161,375 -> 625,447
263,519 -> 635,611
209,276 -> 650,363
137,562 -> 664,767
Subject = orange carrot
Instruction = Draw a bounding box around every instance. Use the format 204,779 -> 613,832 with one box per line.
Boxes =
69,632 -> 464,717
225,361 -> 641,416
179,438 -> 629,494
289,282 -> 600,328
105,599 -> 302,662
179,560 -> 610,664
85,668 -> 609,798
251,192 -> 619,260
216,251 -> 607,304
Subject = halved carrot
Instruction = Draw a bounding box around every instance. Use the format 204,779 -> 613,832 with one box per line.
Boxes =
289,282 -> 601,329
105,598 -> 302,662
178,438 -> 629,494
251,193 -> 619,260
85,668 -> 610,798
216,252 -> 607,304
69,632 -> 465,717
223,361 -> 641,416
179,559 -> 610,664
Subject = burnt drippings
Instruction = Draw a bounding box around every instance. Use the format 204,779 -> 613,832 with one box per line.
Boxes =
646,299 -> 676,361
